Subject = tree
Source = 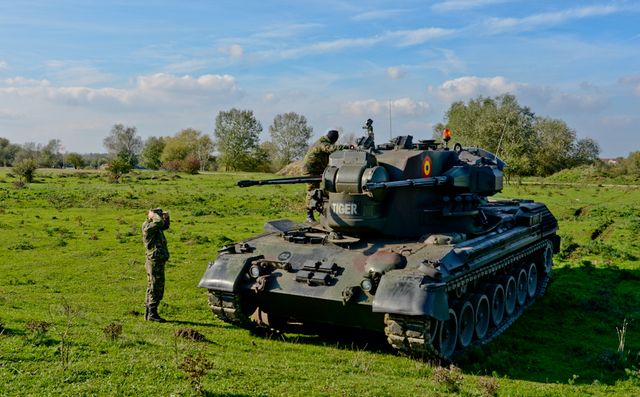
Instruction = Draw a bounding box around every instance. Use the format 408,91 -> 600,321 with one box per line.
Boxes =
0,138 -> 20,166
103,124 -> 142,167
140,137 -> 165,170
269,112 -> 313,169
194,134 -> 215,171
64,152 -> 86,169
214,108 -> 262,171
39,139 -> 64,168
436,95 -> 603,177
572,138 -> 600,166
532,117 -> 576,176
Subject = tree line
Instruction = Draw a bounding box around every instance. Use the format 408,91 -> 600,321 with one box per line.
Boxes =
433,94 -> 601,177
3,94 -> 620,183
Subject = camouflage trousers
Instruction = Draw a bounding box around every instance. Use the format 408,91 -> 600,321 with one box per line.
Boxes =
145,258 -> 166,310
306,181 -> 320,210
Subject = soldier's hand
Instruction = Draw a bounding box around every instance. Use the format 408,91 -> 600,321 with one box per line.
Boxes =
162,212 -> 170,220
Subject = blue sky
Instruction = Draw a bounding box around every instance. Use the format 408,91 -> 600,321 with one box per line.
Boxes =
0,1 -> 638,157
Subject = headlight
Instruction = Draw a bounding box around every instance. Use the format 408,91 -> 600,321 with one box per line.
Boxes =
360,278 -> 373,292
249,264 -> 261,278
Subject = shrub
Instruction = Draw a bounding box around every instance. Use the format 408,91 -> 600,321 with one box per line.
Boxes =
433,364 -> 463,393
179,155 -> 201,174
161,160 -> 181,172
103,322 -> 123,341
25,320 -> 51,345
106,158 -> 133,183
13,158 -> 38,183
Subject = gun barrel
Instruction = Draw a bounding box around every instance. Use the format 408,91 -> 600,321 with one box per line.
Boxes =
363,176 -> 450,191
238,176 -> 322,188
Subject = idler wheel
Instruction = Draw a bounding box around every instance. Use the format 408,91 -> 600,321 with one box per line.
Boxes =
515,268 -> 528,306
471,294 -> 490,340
486,284 -> 505,326
438,308 -> 458,359
455,301 -> 475,348
502,275 -> 517,316
527,262 -> 538,298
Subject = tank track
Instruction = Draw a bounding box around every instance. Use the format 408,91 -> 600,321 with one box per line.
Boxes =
207,291 -> 254,328
384,238 -> 552,362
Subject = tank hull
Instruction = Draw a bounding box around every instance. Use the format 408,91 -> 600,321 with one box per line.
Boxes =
199,199 -> 559,359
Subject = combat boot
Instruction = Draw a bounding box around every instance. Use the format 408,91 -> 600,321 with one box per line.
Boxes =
305,209 -> 316,223
147,307 -> 166,323
144,306 -> 149,320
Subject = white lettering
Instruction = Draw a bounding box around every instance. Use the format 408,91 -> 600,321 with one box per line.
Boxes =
331,202 -> 358,215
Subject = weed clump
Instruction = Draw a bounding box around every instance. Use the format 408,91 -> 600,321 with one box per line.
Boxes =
478,376 -> 500,397
103,322 -> 123,341
433,364 -> 463,393
175,328 -> 206,342
179,352 -> 213,395
10,240 -> 34,250
25,320 -> 51,345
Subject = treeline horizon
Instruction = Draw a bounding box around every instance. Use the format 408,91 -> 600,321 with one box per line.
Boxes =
1,94 -> 638,180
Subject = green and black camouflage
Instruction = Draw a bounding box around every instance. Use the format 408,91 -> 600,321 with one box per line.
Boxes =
303,136 -> 346,210
200,123 -> 560,360
142,213 -> 170,314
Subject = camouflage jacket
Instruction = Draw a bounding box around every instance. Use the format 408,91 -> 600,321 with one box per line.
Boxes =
303,136 -> 345,175
142,213 -> 170,260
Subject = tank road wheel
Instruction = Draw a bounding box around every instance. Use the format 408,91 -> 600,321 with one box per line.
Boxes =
487,284 -> 505,326
472,294 -> 490,340
438,308 -> 458,359
542,241 -> 554,274
515,268 -> 528,306
527,262 -> 538,298
502,276 -> 517,316
456,301 -> 475,348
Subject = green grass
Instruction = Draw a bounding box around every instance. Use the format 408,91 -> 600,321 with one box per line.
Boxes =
0,168 -> 639,396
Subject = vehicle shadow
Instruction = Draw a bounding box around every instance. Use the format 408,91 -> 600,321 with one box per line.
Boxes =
456,264 -> 640,385
244,264 -> 639,386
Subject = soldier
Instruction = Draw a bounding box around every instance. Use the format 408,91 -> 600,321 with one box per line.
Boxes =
303,129 -> 346,222
142,208 -> 170,322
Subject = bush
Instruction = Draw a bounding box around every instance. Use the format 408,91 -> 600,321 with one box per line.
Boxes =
13,158 -> 38,183
179,155 -> 200,174
106,158 -> 133,183
161,160 -> 181,172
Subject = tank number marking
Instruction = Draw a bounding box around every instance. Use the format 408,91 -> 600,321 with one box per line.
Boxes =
422,156 -> 432,177
331,203 -> 359,215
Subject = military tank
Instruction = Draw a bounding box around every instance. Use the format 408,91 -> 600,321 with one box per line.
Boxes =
198,121 -> 559,360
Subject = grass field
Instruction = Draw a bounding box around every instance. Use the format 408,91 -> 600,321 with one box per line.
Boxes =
0,168 -> 639,396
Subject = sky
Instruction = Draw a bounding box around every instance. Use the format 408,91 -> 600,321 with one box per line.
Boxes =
0,0 -> 639,157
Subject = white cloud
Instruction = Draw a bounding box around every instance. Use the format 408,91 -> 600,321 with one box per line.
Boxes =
262,26 -> 455,60
484,6 -> 622,33
0,73 -> 241,107
43,60 -> 114,86
386,66 -> 405,80
430,75 -> 608,113
352,9 -> 408,22
228,44 -> 244,60
430,76 -> 520,102
432,0 -> 509,12
388,28 -> 453,47
343,97 -> 430,117
0,60 -> 8,70
619,75 -> 640,96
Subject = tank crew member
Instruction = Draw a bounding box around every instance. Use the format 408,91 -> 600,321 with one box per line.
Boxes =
142,208 -> 170,322
302,129 -> 346,222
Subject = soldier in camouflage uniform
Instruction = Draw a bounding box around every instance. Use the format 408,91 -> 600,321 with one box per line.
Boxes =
303,130 -> 345,222
142,208 -> 170,322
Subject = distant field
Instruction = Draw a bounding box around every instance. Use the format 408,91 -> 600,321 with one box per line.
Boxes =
0,168 -> 638,396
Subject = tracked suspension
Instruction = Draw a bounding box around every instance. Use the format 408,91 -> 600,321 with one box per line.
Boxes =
384,239 -> 552,361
